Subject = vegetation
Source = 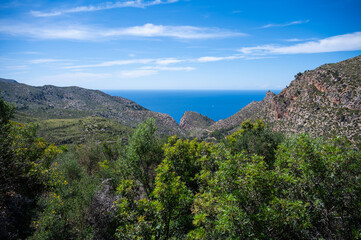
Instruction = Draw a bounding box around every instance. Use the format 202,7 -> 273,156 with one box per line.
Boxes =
1,95 -> 360,239
36,117 -> 133,145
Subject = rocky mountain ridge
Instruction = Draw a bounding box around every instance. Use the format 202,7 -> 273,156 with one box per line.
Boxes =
0,80 -> 184,136
208,55 -> 361,142
179,111 -> 215,137
1,55 -> 360,142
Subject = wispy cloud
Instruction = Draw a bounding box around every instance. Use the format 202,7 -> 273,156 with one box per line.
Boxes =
0,23 -> 245,40
196,55 -> 243,62
141,66 -> 195,71
155,58 -> 184,65
259,20 -> 309,29
63,53 -> 266,71
30,0 -> 179,17
2,65 -> 29,70
119,65 -> 195,78
63,59 -> 154,69
119,69 -> 158,78
32,72 -> 112,86
29,58 -> 66,64
63,58 -> 185,69
283,37 -> 318,42
15,51 -> 41,55
239,32 -> 361,55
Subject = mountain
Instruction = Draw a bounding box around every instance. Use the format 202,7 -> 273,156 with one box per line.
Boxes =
0,78 -> 17,83
209,55 -> 361,143
180,111 -> 215,137
0,80 -> 184,139
1,55 -> 360,144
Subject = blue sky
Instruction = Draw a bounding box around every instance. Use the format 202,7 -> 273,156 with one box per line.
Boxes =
0,0 -> 360,90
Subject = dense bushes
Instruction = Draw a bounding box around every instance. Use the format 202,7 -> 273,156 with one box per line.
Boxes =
112,120 -> 361,239
0,97 -> 62,239
1,94 -> 360,239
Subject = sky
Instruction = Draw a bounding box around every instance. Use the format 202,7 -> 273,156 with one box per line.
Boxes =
0,0 -> 361,90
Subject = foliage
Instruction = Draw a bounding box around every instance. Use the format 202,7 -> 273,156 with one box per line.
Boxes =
35,116 -> 132,145
274,135 -> 361,239
2,98 -> 360,240
119,118 -> 163,197
190,134 -> 361,239
30,154 -> 98,240
225,119 -> 283,167
0,96 -> 62,239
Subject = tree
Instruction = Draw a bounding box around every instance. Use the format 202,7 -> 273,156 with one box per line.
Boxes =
225,119 -> 283,167
0,96 -> 62,239
275,135 -> 361,239
119,118 -> 163,197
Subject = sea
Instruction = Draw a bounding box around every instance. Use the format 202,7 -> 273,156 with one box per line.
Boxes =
103,90 -> 281,123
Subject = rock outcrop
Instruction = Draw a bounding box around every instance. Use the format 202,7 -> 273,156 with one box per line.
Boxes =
209,55 -> 361,142
180,111 -> 215,132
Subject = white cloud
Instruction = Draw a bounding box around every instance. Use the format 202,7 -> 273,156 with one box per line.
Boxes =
63,57 -> 184,69
141,66 -> 195,71
119,65 -> 195,78
30,0 -> 179,17
63,53 -> 261,71
119,69 -> 158,78
155,58 -> 184,65
283,38 -> 318,42
101,23 -> 245,39
2,65 -> 29,70
260,20 -> 309,28
63,59 -> 154,69
29,58 -> 65,64
0,23 -> 244,40
196,55 -> 243,62
32,72 -> 111,86
239,32 -> 361,55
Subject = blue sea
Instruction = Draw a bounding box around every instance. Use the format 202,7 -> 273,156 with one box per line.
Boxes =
103,90 -> 281,123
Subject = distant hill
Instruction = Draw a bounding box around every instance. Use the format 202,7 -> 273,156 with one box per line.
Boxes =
1,55 -> 360,144
0,80 -> 184,139
0,78 -> 17,83
180,111 -> 215,137
209,55 -> 361,143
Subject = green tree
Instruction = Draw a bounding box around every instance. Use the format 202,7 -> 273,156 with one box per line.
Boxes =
225,119 -> 283,167
275,135 -> 361,239
119,118 -> 163,197
0,96 -> 62,239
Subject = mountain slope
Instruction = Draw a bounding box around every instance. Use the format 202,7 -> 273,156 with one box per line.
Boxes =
0,80 -> 184,137
180,111 -> 215,137
209,55 -> 361,142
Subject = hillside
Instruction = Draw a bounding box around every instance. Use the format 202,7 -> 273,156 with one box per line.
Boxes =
0,80 -> 184,139
180,111 -> 215,137
1,55 -> 360,143
209,55 -> 361,142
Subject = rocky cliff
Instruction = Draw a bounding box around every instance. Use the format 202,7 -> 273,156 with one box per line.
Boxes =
209,55 -> 361,142
180,111 -> 215,137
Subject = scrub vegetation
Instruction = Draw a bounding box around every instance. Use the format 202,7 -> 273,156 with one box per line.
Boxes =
1,95 -> 360,240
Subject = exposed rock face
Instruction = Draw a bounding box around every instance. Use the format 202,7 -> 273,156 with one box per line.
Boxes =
88,179 -> 118,240
209,91 -> 276,132
0,80 -> 184,136
209,55 -> 361,142
180,111 -> 215,131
